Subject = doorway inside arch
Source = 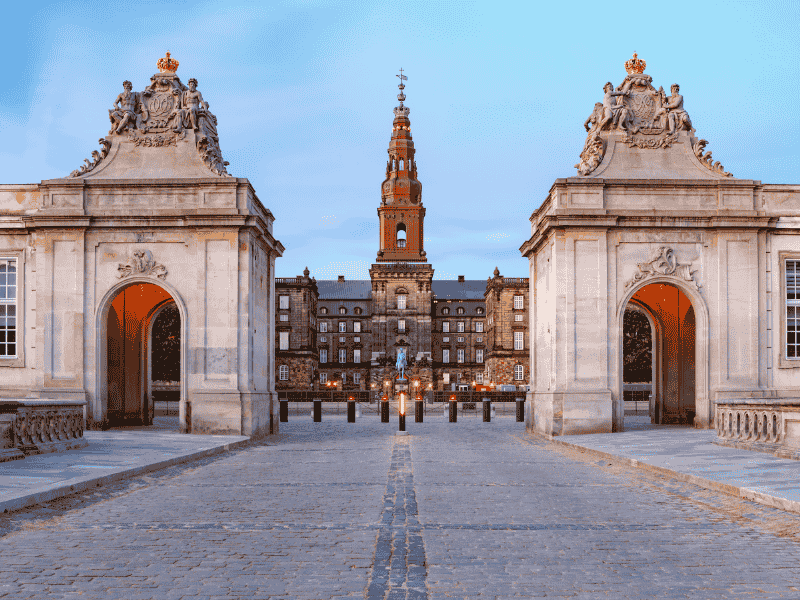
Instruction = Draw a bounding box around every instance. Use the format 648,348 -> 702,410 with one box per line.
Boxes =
623,282 -> 695,428
106,282 -> 181,429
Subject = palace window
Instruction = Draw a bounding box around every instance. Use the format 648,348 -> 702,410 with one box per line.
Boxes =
354,336 -> 360,343
320,373 -> 327,384
786,258 -> 800,360
457,337 -> 464,343
320,349 -> 328,363
457,307 -> 465,315
279,331 -> 289,350
457,349 -> 465,363
514,364 -> 524,380
342,373 -> 347,384
339,337 -> 345,343
320,322 -> 328,333
0,259 -> 17,358
476,349 -> 484,363
476,373 -> 484,383
515,314 -> 523,321
398,319 -> 406,332
280,314 -> 288,322
457,322 -> 464,333
279,296 -> 289,310
475,322 -> 483,332
354,349 -> 361,363
443,336 -> 449,342
443,373 -> 450,384
320,336 -> 327,343
339,307 -> 347,314
320,307 -> 328,314
442,307 -> 450,315
278,365 -> 288,381
339,321 -> 346,332
354,307 -> 362,315
476,307 -> 484,315
442,322 -> 450,333
397,295 -> 407,310
514,331 -> 524,350
339,348 -> 347,363
354,321 -> 361,333
514,295 -> 524,309
476,336 -> 482,343
353,373 -> 360,384
443,349 -> 450,363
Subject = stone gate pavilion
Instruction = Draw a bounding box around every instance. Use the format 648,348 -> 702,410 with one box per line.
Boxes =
0,54 -> 283,442
521,54 -> 800,436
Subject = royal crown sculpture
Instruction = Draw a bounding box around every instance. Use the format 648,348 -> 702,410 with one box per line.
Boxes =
575,53 -> 731,178
69,52 -> 230,178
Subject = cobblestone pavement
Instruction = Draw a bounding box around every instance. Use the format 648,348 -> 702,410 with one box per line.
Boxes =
3,417 -> 800,599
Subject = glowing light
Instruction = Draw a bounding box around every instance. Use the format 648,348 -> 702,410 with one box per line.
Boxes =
400,393 -> 405,415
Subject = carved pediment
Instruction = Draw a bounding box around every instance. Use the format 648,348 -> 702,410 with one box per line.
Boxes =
118,249 -> 167,280
625,246 -> 700,290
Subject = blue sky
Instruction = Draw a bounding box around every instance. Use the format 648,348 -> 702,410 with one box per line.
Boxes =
2,1 -> 799,279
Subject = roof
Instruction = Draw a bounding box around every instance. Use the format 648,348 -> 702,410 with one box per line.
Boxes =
431,280 -> 487,300
317,280 -> 372,300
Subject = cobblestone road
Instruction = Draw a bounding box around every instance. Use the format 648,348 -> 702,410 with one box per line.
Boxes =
3,417 -> 800,599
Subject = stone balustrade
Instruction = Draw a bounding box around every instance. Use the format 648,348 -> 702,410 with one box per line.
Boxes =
715,401 -> 800,457
0,399 -> 87,462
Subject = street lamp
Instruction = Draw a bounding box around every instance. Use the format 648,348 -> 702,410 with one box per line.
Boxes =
398,391 -> 406,434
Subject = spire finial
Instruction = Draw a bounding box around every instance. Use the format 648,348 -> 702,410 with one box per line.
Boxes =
396,68 -> 407,103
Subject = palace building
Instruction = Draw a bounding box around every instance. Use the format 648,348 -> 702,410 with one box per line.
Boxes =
275,76 -> 530,394
0,54 -> 283,447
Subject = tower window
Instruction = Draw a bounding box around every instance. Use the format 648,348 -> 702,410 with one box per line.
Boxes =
396,223 -> 407,248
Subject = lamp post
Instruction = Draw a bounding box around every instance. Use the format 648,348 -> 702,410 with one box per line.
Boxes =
398,392 -> 406,434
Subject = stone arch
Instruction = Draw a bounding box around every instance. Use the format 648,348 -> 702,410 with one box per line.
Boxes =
94,276 -> 189,432
616,276 -> 709,430
623,300 -> 660,425
145,300 -> 180,424
396,223 -> 407,248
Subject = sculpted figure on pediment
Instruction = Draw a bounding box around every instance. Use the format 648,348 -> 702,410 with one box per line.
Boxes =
599,82 -> 631,133
109,81 -> 143,135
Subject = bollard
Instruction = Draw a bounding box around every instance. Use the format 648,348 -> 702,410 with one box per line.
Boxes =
347,396 -> 356,423
483,397 -> 491,422
280,400 -> 288,423
356,403 -> 362,418
516,398 -> 524,422
449,395 -> 457,423
415,396 -> 423,423
381,396 -> 389,423
313,399 -> 322,422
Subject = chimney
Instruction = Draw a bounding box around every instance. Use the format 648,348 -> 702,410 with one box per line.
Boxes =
457,275 -> 465,283
338,275 -> 345,282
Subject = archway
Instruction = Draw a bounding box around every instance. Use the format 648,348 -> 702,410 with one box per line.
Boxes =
103,282 -> 182,430
618,281 -> 699,430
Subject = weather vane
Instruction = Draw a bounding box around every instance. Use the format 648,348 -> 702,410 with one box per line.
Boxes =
396,68 -> 407,103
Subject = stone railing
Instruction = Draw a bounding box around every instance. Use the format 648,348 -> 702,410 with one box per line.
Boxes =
715,401 -> 800,456
0,399 -> 87,462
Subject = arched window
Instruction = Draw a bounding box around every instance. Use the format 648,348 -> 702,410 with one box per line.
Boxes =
456,307 -> 465,315
396,223 -> 407,248
399,158 -> 404,170
476,307 -> 484,315
442,307 -> 450,315
320,307 -> 328,315
339,307 -> 347,314
354,307 -> 362,315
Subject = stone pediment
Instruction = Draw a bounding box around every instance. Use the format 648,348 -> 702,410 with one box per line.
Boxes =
68,53 -> 230,179
575,53 -> 733,180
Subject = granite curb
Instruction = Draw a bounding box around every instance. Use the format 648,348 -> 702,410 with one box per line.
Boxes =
0,436 -> 253,515
531,432 -> 800,515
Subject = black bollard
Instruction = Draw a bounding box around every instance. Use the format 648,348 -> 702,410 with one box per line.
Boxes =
313,399 -> 322,422
449,395 -> 457,423
347,396 -> 356,423
516,398 -> 525,422
399,412 -> 406,432
280,400 -> 288,423
483,398 -> 491,422
415,397 -> 423,423
381,396 -> 389,423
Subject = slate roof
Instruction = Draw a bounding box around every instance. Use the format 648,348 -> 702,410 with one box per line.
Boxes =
317,280 -> 372,300
431,280 -> 487,300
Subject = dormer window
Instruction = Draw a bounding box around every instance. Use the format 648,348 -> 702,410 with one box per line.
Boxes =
456,307 -> 465,315
320,307 -> 328,315
442,307 -> 450,315
339,307 -> 347,314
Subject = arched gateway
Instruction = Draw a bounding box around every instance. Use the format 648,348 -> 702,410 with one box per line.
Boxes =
0,53 -> 284,437
521,53 -> 800,436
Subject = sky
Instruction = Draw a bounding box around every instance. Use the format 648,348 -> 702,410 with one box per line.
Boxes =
1,1 -> 799,280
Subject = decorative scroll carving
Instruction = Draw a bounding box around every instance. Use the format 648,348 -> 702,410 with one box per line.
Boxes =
69,138 -> 112,178
575,133 -> 605,176
625,246 -> 700,290
118,249 -> 168,280
127,132 -> 179,147
693,139 -> 733,177
623,132 -> 678,149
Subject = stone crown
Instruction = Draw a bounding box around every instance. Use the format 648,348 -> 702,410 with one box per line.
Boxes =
624,52 -> 646,75
157,52 -> 179,74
